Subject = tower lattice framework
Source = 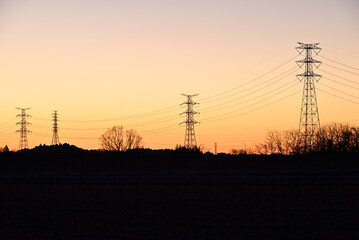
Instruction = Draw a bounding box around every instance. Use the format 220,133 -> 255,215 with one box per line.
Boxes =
51,110 -> 60,145
16,107 -> 31,150
180,94 -> 199,149
296,42 -> 322,152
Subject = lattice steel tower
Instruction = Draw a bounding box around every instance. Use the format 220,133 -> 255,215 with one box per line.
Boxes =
180,94 -> 199,149
296,42 -> 322,152
16,107 -> 31,150
51,110 -> 60,145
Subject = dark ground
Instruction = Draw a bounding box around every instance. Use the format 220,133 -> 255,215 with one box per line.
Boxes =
1,183 -> 359,240
0,148 -> 358,239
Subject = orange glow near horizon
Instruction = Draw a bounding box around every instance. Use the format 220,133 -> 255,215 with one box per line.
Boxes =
0,1 -> 358,152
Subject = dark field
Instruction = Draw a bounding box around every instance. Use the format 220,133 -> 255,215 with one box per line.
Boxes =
1,184 -> 359,239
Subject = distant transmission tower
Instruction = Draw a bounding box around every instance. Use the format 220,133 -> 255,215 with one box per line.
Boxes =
16,107 -> 31,150
296,42 -> 322,152
51,110 -> 60,145
180,94 -> 199,149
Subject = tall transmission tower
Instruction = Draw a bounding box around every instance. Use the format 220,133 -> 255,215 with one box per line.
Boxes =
51,110 -> 60,145
296,42 -> 322,152
16,107 -> 31,150
180,94 -> 199,149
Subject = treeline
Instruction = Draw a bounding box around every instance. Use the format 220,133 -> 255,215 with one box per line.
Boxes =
254,122 -> 359,155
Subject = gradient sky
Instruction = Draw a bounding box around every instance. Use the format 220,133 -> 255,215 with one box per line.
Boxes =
0,0 -> 358,152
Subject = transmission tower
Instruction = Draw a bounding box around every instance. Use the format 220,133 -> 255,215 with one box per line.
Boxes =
51,110 -> 60,145
180,94 -> 199,149
16,107 -> 31,150
296,42 -> 322,152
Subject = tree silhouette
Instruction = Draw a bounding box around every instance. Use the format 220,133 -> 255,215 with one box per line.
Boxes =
255,122 -> 359,155
100,125 -> 143,151
3,145 -> 9,152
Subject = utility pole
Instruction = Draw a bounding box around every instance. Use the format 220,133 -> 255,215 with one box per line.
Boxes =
16,107 -> 31,150
180,94 -> 199,149
214,142 -> 217,155
51,110 -> 60,145
296,42 -> 322,152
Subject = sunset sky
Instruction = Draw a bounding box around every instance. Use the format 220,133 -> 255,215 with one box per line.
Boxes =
0,0 -> 358,152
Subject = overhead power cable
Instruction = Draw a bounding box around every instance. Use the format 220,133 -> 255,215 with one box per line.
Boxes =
61,127 -> 109,131
323,63 -> 359,76
202,84 -> 300,123
317,88 -> 359,105
201,73 -> 297,113
318,82 -> 359,99
201,66 -> 297,104
27,56 -> 297,125
60,105 -> 179,123
141,124 -> 180,134
203,90 -> 301,123
320,69 -> 359,85
199,55 -> 298,102
61,136 -> 99,140
320,44 -> 359,57
324,77 -> 359,91
318,55 -> 359,71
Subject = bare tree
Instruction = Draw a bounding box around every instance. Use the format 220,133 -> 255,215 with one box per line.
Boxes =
125,129 -> 143,150
283,129 -> 302,155
349,127 -> 359,153
255,143 -> 269,155
264,131 -> 283,154
100,125 -> 143,151
254,123 -> 359,155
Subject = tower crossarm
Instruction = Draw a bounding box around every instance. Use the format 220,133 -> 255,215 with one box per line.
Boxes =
296,72 -> 322,81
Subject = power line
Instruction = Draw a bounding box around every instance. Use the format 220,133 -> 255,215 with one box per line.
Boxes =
201,66 -> 297,104
318,82 -> 359,100
209,90 -> 301,123
46,67 -> 297,132
60,107 -> 179,123
201,82 -> 299,122
26,56 -> 298,127
317,88 -> 359,105
61,136 -> 99,140
323,63 -> 359,76
202,89 -> 301,123
140,124 -> 180,134
0,118 -> 16,128
56,68 -> 296,129
320,44 -> 359,57
61,127 -> 109,131
319,55 -> 359,71
324,77 -> 359,91
201,79 -> 297,114
199,55 -> 298,102
321,69 -> 359,85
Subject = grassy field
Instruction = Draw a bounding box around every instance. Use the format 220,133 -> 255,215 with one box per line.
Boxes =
0,183 -> 358,239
